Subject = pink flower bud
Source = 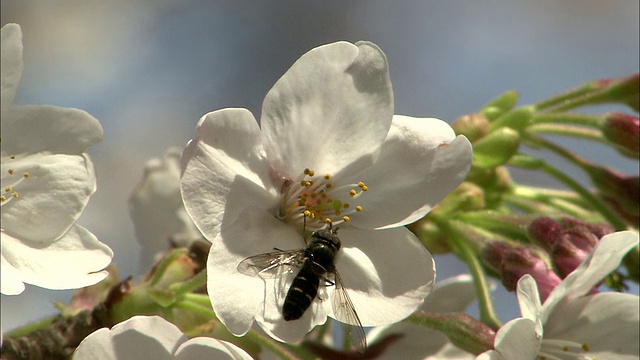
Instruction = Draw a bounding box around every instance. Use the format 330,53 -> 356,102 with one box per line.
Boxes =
528,216 -> 564,250
602,113 -> 639,158
588,166 -> 639,219
552,227 -> 599,277
501,246 -> 561,301
484,242 -> 561,302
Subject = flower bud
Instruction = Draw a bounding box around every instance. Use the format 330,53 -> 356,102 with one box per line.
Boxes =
587,166 -> 639,218
466,166 -> 513,193
434,181 -> 485,214
601,113 -> 639,158
553,227 -> 599,277
528,216 -> 564,249
472,127 -> 521,168
483,242 -> 561,301
480,90 -> 519,121
488,106 -> 535,132
528,216 -> 614,277
599,73 -> 639,111
452,113 -> 489,143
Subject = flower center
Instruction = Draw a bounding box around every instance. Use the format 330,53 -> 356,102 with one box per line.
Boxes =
539,338 -> 593,360
1,154 -> 30,207
278,168 -> 367,231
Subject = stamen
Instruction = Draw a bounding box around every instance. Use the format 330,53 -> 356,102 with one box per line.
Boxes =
279,168 -> 368,231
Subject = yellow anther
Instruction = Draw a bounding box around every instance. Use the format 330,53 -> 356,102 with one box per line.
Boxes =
349,189 -> 357,196
23,172 -> 30,178
12,192 -> 19,198
357,181 -> 365,188
0,196 -> 6,202
324,218 -> 332,224
355,205 -> 363,211
343,216 -> 350,222
343,203 -> 349,208
582,344 -> 589,352
334,210 -> 341,216
307,170 -> 315,176
361,185 -> 368,191
562,346 -> 568,352
304,210 -> 311,217
325,183 -> 332,189
324,174 -> 331,180
304,168 -> 311,175
10,155 -> 16,159
8,169 -> 14,175
5,187 -> 11,193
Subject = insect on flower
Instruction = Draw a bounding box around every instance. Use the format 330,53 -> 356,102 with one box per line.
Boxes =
237,212 -> 367,352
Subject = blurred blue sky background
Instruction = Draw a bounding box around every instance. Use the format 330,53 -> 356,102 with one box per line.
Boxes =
2,1 -> 638,333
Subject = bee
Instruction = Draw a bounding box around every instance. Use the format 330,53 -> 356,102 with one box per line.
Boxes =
237,220 -> 367,352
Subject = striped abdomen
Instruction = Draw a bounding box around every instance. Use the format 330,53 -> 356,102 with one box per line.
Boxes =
283,259 -> 320,321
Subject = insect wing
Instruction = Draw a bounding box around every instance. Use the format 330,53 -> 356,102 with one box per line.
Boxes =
237,249 -> 305,278
331,271 -> 367,352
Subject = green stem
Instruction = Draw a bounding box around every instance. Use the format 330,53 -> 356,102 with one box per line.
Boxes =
501,192 -> 559,214
518,134 -> 626,228
527,124 -> 606,143
530,113 -> 604,127
182,292 -> 212,308
149,248 -> 188,287
431,215 -> 502,330
510,186 -> 598,219
170,270 -> 207,295
172,299 -> 216,319
534,83 -> 601,111
243,329 -> 313,360
5,315 -> 57,338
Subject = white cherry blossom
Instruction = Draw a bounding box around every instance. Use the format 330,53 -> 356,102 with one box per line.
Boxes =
130,147 -> 203,270
1,23 -> 113,295
477,231 -> 639,360
181,41 -> 473,344
367,275 -> 477,359
73,315 -> 253,360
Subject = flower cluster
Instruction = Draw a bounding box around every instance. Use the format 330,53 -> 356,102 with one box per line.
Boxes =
1,23 -> 113,296
180,40 -> 473,343
1,20 -> 638,360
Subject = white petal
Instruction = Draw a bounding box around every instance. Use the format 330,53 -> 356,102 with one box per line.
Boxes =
3,105 -> 103,155
181,108 -> 277,241
543,293 -> 639,359
74,316 -> 186,360
0,250 -> 25,295
1,225 -> 112,291
1,153 -> 97,242
344,116 -> 473,230
331,226 -> 435,326
261,41 -> 393,178
208,207 -> 305,337
367,275 -> 476,360
131,147 -> 201,269
423,274 -> 476,313
1,23 -> 23,109
175,338 -> 254,360
491,318 -> 541,360
475,350 -> 502,360
515,275 -> 542,323
541,231 -> 638,322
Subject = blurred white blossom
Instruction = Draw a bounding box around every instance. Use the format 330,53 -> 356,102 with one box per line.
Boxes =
367,275 -> 477,359
73,315 -> 254,360
181,41 -> 472,343
130,147 -> 203,270
0,23 -> 112,295
477,231 -> 640,360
